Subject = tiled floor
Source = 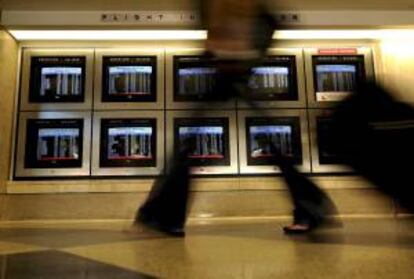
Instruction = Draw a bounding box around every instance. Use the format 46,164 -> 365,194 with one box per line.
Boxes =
0,218 -> 413,278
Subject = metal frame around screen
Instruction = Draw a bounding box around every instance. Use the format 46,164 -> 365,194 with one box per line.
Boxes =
20,48 -> 94,111
304,47 -> 374,108
238,109 -> 311,174
166,110 -> 238,175
91,110 -> 164,176
94,49 -> 165,110
15,111 -> 92,178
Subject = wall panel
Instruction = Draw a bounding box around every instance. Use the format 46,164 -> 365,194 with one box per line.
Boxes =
0,30 -> 19,192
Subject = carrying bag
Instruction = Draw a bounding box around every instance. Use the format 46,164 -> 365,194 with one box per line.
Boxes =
331,81 -> 414,212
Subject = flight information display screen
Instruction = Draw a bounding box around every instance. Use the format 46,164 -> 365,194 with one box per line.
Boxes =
312,55 -> 365,102
248,56 -> 298,101
174,56 -> 217,101
179,126 -> 225,159
246,117 -> 302,166
40,67 -> 82,97
25,119 -> 84,168
317,117 -> 346,164
100,119 -> 156,168
37,128 -> 80,161
249,67 -> 289,94
174,118 -> 230,166
316,65 -> 357,93
102,57 -> 157,102
29,57 -> 86,103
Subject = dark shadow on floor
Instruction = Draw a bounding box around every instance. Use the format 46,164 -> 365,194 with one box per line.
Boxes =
0,250 -> 156,279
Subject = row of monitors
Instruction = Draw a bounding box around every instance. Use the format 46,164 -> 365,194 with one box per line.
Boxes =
19,48 -> 374,111
14,110 -> 351,178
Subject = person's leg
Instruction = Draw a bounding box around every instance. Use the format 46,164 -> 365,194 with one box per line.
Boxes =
277,158 -> 339,233
136,150 -> 190,237
135,92 -> 236,237
239,94 -> 340,233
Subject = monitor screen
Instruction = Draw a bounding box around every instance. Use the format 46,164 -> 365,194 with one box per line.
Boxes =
312,55 -> 365,102
249,125 -> 293,158
178,126 -> 225,159
25,119 -> 84,168
30,57 -> 86,103
246,117 -> 302,166
108,66 -> 153,96
174,118 -> 230,166
174,56 -> 217,101
40,67 -> 82,97
37,128 -> 80,161
247,55 -> 298,101
107,127 -> 153,160
102,56 -> 157,102
100,118 -> 156,168
315,64 -> 357,93
317,117 -> 346,164
249,67 -> 290,94
177,67 -> 217,97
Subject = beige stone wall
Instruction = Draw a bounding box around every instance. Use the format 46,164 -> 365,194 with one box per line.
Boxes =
0,38 -> 407,220
377,40 -> 414,105
0,188 -> 395,221
1,177 -> 397,221
0,30 -> 19,192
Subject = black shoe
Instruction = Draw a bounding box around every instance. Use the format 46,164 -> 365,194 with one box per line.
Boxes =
135,214 -> 185,237
283,217 -> 342,235
283,223 -> 315,235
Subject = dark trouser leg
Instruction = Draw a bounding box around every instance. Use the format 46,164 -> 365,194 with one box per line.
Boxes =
241,95 -> 340,229
135,103 -> 218,236
136,150 -> 191,236
278,159 -> 338,227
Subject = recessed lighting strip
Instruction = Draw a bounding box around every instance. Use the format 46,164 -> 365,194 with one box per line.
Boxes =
7,29 -> 414,41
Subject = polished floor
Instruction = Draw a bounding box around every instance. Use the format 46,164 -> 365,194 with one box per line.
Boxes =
0,217 -> 413,278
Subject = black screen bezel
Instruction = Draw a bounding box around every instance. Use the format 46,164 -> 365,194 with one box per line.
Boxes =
102,56 -> 157,103
173,55 -> 218,102
248,55 -> 299,101
29,56 -> 86,103
24,119 -> 84,169
174,117 -> 230,166
312,55 -> 366,96
100,118 -> 157,168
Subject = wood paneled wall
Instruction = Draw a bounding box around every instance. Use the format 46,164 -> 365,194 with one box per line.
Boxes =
0,30 -> 19,192
378,40 -> 414,105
